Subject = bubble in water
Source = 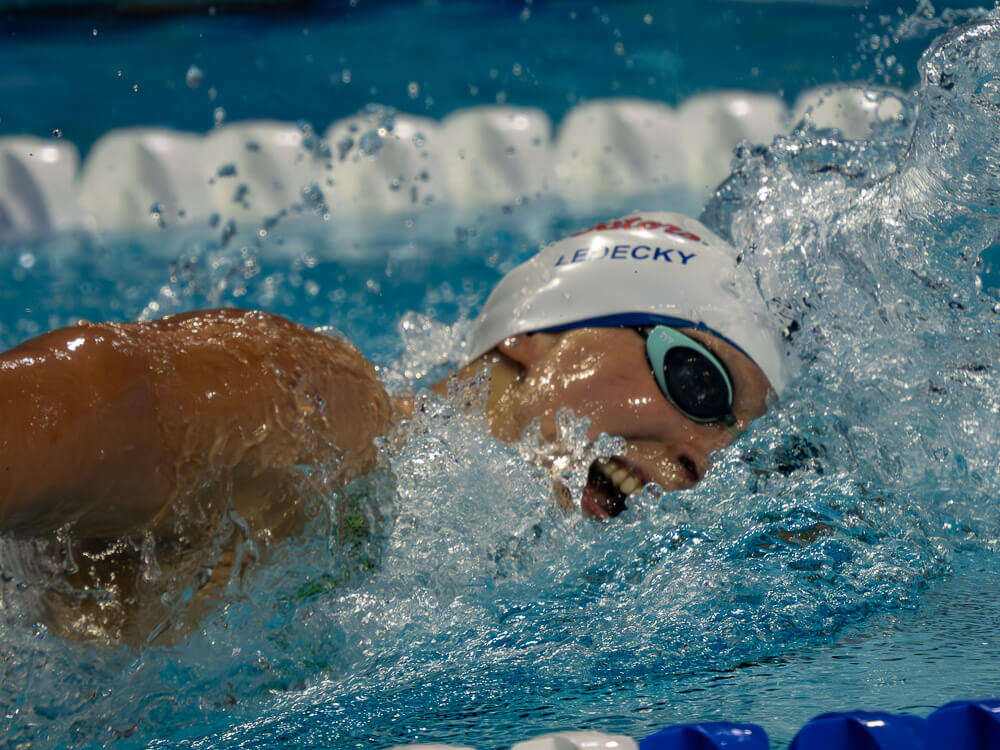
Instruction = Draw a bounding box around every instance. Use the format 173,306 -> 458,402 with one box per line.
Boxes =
50,128 -> 61,138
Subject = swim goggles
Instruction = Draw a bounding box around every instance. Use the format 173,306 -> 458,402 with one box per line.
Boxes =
639,326 -> 736,426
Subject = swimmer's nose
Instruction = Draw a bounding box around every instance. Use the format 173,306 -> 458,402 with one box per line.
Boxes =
638,407 -> 741,483
666,440 -> 716,484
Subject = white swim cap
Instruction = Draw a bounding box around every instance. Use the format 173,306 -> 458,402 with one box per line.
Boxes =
466,211 -> 792,393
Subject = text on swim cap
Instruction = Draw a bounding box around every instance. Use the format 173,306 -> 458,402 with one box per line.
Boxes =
569,216 -> 701,242
554,244 -> 697,267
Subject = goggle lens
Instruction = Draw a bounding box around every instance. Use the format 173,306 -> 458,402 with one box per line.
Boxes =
643,326 -> 735,424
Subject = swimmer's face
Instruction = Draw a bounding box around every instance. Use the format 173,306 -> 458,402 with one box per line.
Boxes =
482,327 -> 772,519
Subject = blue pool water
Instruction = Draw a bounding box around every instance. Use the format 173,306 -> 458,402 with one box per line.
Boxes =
0,0 -> 935,156
2,2 -> 1000,749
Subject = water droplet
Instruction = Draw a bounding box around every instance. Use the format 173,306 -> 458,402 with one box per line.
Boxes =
50,128 -> 61,138
132,84 -> 139,93
214,107 -> 226,127
359,130 -> 383,156
643,13 -> 653,24
407,81 -> 420,99
185,65 -> 204,88
91,28 -> 98,36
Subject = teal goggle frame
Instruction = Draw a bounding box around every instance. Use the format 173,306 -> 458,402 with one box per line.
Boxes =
641,326 -> 736,426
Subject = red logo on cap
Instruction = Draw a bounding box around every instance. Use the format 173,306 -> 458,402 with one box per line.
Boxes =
569,216 -> 701,242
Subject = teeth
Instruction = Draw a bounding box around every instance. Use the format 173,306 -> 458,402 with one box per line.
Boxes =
598,461 -> 643,496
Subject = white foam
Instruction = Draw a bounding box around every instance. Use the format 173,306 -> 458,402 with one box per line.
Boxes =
0,137 -> 80,237
553,98 -> 687,210
792,84 -> 907,140
439,106 -> 554,210
79,128 -> 208,231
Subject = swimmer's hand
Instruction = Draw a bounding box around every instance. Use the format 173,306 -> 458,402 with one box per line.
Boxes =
0,309 -> 393,539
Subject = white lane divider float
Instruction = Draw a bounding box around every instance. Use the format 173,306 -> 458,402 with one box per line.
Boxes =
201,120 -> 324,225
0,85 -> 908,243
439,105 -> 554,213
79,128 -> 209,232
554,98 -> 688,214
792,84 -> 908,140
385,729 -> 637,750
675,91 -> 787,195
321,108 -> 457,247
0,137 -> 80,238
510,730 -> 639,750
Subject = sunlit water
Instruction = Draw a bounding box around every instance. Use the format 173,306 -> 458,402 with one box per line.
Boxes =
4,11 -> 1000,750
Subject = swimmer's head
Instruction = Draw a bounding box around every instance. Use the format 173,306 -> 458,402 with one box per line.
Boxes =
461,212 -> 792,518
467,211 -> 791,393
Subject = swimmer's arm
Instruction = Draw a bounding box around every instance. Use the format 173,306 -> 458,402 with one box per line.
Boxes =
0,309 -> 393,538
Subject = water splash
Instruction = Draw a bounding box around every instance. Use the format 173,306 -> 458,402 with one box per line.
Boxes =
517,409 -> 626,510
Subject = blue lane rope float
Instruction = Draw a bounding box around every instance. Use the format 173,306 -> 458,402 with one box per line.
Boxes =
637,698 -> 1000,749
926,699 -> 1000,748
788,711 -> 927,749
639,721 -> 768,749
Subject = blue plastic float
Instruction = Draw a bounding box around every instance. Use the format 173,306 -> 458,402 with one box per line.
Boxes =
638,699 -> 1000,749
640,721 -> 768,749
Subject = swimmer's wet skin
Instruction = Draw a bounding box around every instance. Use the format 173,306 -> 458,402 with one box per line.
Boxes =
0,212 -> 786,643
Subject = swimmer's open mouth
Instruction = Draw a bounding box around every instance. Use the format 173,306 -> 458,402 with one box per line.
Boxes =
581,458 -> 646,520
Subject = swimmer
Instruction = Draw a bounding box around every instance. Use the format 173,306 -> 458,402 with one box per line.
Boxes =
0,212 -> 790,642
